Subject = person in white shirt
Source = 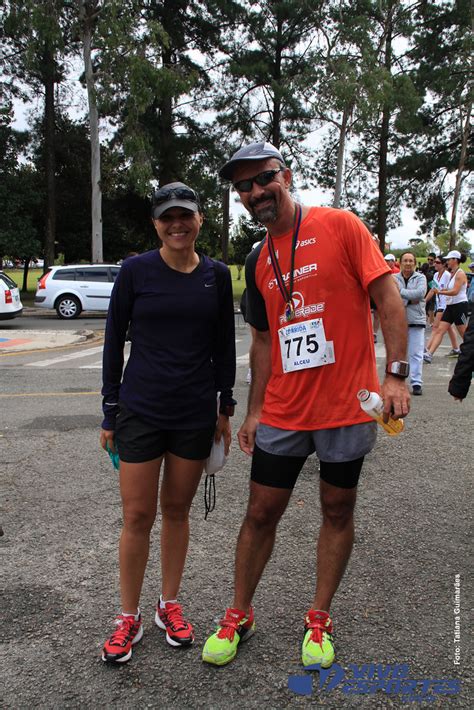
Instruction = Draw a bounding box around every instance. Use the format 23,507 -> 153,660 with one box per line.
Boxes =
424,256 -> 460,358
424,250 -> 469,363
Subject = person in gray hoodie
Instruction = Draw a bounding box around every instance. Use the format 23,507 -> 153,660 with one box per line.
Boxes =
394,252 -> 427,395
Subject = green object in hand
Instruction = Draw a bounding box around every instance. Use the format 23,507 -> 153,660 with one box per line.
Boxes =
106,442 -> 120,471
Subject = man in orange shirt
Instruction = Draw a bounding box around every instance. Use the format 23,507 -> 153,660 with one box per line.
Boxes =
202,142 -> 410,669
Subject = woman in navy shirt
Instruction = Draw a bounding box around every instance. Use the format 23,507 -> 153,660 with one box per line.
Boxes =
100,183 -> 236,663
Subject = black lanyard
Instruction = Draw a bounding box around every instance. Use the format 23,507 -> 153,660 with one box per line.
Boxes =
267,203 -> 302,321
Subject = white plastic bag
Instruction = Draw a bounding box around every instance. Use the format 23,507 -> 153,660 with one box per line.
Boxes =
204,437 -> 228,475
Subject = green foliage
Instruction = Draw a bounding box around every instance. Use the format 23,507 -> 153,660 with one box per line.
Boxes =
0,111 -> 42,262
1,0 -> 472,264
231,216 -> 266,265
432,232 -> 472,257
213,0 -> 323,172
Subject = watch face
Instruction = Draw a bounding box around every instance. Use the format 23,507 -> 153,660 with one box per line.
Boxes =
388,361 -> 409,377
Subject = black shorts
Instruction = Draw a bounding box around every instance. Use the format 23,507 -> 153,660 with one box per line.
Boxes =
250,446 -> 364,490
441,302 -> 469,326
425,297 -> 436,313
115,403 -> 215,463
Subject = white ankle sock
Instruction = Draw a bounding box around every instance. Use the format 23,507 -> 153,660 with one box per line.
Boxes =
122,608 -> 140,620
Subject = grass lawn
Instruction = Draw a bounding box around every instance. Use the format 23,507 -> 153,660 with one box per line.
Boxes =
229,264 -> 246,303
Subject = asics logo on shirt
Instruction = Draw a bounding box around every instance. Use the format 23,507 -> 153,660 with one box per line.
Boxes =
266,238 -> 316,265
296,238 -> 316,248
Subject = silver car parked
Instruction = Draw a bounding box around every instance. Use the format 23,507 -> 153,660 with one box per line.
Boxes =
34,264 -> 121,319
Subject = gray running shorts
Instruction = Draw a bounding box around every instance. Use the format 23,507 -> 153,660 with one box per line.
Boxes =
255,421 -> 377,463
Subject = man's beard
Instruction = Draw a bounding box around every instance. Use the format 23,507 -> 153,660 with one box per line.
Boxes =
249,194 -> 278,224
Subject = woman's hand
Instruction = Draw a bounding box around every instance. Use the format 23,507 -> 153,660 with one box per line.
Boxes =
214,414 -> 231,455
100,428 -> 115,452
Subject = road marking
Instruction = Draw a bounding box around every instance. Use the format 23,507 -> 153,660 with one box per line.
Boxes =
0,337 -> 104,358
80,360 -> 103,369
0,391 -> 100,398
26,345 -> 104,367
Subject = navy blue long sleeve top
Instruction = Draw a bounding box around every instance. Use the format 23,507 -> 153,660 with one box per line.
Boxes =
101,250 -> 236,431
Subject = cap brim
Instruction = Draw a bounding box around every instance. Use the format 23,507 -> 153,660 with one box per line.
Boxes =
153,199 -> 199,219
219,153 -> 283,180
219,157 -> 256,180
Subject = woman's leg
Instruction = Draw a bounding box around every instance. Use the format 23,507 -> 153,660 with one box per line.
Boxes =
455,323 -> 467,340
426,312 -> 442,351
427,321 -> 451,355
448,325 -> 459,349
119,457 -> 163,613
160,453 -> 205,600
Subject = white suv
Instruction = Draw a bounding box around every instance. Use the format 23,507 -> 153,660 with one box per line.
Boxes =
34,264 -> 121,319
0,271 -> 23,320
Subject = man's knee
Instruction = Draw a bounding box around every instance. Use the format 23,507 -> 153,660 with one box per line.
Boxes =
320,485 -> 357,529
244,484 -> 291,531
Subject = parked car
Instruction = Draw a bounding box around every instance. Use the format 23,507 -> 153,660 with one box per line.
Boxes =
0,271 -> 23,320
34,264 -> 121,319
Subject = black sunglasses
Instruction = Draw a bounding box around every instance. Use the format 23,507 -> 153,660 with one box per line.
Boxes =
153,186 -> 199,205
434,260 -> 442,264
233,168 -> 285,193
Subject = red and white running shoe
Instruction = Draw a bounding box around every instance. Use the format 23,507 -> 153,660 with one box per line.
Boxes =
101,613 -> 143,663
155,601 -> 194,647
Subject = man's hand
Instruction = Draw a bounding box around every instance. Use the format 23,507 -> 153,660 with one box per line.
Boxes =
380,376 -> 410,421
214,414 -> 232,456
238,414 -> 260,455
100,428 -> 115,452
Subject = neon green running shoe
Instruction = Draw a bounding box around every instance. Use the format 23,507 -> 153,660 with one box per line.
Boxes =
301,609 -> 335,668
202,607 -> 255,666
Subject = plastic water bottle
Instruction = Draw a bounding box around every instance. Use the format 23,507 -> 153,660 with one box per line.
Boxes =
357,389 -> 404,436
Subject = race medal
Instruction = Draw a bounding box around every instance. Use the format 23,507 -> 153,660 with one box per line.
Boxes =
285,300 -> 295,321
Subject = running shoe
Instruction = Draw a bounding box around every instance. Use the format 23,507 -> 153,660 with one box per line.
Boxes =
202,607 -> 255,666
101,613 -> 143,663
412,385 -> 422,396
423,351 -> 433,363
446,349 -> 461,358
155,600 -> 194,647
302,609 -> 335,668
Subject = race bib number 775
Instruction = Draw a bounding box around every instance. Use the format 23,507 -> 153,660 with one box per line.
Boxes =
278,318 -> 335,373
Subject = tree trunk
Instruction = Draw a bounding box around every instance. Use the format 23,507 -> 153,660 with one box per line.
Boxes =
43,47 -> 56,270
376,12 -> 393,252
22,259 -> 31,293
158,1 -> 175,185
80,0 -> 103,263
449,100 -> 472,249
221,186 -> 230,264
271,17 -> 283,148
333,102 -> 353,208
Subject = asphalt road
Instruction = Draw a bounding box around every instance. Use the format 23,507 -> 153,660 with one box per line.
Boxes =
0,324 -> 472,708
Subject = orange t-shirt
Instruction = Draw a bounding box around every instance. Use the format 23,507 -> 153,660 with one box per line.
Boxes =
245,207 -> 390,430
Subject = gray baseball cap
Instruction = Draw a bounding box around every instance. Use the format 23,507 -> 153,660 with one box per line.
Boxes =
219,141 -> 285,180
152,182 -> 200,219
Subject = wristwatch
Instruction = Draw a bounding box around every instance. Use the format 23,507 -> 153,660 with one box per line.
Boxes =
386,361 -> 410,378
219,403 -> 235,417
